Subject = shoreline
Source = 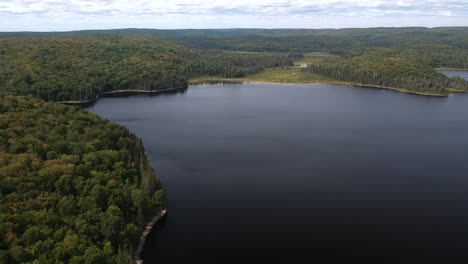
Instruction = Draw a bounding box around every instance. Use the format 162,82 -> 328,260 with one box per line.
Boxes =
447,88 -> 468,94
59,88 -> 179,263
59,96 -> 100,106
334,82 -> 449,97
57,75 -> 463,106
103,86 -> 186,96
136,209 -> 168,264
189,78 -> 450,97
58,86 -> 188,106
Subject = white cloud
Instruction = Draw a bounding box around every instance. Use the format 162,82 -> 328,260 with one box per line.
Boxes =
0,0 -> 467,31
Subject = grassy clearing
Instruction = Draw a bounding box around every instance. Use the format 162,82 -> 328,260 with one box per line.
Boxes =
245,52 -> 341,83
246,67 -> 332,83
190,52 -> 339,84
189,53 -> 452,97
447,88 -> 468,93
189,68 -> 332,84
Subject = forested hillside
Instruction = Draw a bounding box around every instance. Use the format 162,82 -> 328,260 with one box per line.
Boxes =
2,27 -> 468,48
1,28 -> 468,99
0,36 -> 292,102
162,27 -> 468,55
2,27 -> 468,57
0,96 -> 166,263
306,48 -> 468,95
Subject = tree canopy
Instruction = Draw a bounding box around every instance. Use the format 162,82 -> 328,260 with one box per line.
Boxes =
0,36 -> 292,102
0,96 -> 165,263
306,48 -> 468,94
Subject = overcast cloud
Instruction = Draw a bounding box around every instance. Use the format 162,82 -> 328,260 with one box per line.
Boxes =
0,0 -> 467,31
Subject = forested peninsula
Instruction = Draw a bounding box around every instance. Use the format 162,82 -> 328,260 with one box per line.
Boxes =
0,96 -> 165,263
0,36 -> 292,102
1,27 -> 468,264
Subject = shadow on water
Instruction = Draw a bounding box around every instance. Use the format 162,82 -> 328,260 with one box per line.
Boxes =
66,87 -> 188,108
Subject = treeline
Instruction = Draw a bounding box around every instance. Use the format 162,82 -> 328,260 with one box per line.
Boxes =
0,36 -> 292,102
306,49 -> 468,94
348,46 -> 468,70
187,51 -> 293,78
178,35 -> 360,54
0,96 -> 166,263
2,27 -> 468,51
166,27 -> 468,56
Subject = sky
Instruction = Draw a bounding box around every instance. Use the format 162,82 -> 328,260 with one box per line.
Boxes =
0,0 -> 467,31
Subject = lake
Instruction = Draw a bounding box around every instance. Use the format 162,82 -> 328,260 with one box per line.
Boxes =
87,83 -> 468,263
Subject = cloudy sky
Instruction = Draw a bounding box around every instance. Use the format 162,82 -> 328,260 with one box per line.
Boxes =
0,0 -> 467,31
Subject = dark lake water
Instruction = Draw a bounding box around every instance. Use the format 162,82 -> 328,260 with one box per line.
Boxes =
87,83 -> 468,264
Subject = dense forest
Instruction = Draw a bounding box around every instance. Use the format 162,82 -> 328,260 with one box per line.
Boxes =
2,27 -> 468,50
0,96 -> 166,263
0,36 -> 292,102
1,28 -> 468,100
306,48 -> 468,95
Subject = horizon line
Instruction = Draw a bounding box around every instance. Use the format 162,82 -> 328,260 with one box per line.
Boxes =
1,26 -> 468,33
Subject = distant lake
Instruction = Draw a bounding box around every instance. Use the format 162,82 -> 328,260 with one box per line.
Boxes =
439,70 -> 468,80
87,83 -> 468,263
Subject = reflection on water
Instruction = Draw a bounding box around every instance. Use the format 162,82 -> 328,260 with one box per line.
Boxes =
88,83 -> 468,264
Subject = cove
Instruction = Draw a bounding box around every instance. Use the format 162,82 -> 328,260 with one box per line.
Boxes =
87,83 -> 468,263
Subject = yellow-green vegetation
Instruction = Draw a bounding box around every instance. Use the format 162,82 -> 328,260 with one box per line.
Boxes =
190,53 -> 337,84
244,53 -> 340,83
244,67 -> 332,83
190,68 -> 331,84
0,96 -> 166,263
435,68 -> 468,71
447,88 -> 468,93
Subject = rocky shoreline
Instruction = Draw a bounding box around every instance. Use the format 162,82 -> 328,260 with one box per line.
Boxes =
136,209 -> 168,264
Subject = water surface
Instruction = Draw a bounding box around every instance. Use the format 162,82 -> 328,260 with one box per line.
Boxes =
88,83 -> 468,263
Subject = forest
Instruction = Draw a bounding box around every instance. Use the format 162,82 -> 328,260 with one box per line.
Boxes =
305,48 -> 468,95
1,27 -> 468,264
1,28 -> 468,100
0,96 -> 165,263
0,36 -> 292,102
2,27 -> 468,50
